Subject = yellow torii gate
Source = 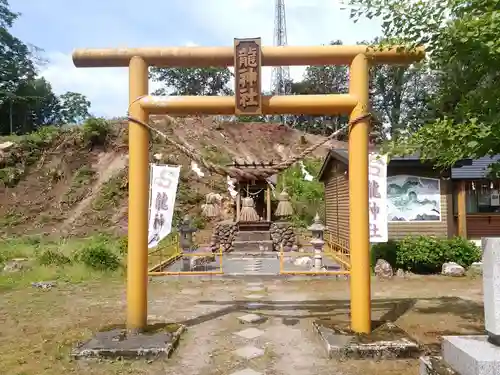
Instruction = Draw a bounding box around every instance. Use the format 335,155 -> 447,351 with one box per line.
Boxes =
72,40 -> 424,334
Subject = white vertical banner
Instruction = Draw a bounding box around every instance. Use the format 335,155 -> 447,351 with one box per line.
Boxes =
148,164 -> 181,249
369,153 -> 388,243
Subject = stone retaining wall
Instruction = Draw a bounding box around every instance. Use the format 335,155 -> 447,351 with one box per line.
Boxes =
270,222 -> 297,251
209,221 -> 237,253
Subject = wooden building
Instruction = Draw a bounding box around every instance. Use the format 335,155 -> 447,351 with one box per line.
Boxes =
450,155 -> 500,242
317,149 -> 499,245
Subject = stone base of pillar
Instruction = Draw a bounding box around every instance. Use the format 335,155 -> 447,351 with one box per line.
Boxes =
441,335 -> 500,375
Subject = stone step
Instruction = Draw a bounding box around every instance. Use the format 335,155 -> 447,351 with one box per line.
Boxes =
226,252 -> 278,259
232,240 -> 274,253
235,231 -> 271,242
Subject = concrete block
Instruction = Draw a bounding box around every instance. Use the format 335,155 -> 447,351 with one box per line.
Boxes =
482,238 -> 500,341
313,321 -> 421,360
71,324 -> 185,360
443,335 -> 500,375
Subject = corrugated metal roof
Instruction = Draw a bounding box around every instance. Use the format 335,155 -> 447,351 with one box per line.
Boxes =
451,155 -> 500,179
317,148 -> 480,181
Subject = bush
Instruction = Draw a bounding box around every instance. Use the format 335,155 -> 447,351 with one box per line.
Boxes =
76,242 -> 120,271
37,250 -> 72,266
81,117 -> 111,147
444,236 -> 482,268
396,236 -> 446,274
370,240 -> 399,269
277,158 -> 324,227
380,235 -> 483,274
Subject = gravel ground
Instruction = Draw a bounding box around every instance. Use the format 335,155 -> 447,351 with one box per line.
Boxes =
0,274 -> 484,375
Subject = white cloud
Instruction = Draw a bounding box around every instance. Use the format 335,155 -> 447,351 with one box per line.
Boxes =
39,0 -> 381,117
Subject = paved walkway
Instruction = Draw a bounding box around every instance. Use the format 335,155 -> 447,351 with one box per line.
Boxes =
145,273 -> 483,375
153,277 -> 334,375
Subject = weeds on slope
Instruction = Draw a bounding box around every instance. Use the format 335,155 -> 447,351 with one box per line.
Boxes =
0,234 -> 125,290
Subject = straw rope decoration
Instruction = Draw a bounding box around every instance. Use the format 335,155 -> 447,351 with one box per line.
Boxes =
127,98 -> 371,180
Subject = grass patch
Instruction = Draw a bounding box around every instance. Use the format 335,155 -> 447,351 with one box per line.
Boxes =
0,235 -> 126,291
0,232 -> 183,375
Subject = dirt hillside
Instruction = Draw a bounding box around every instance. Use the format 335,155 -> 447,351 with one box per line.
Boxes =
0,116 -> 344,237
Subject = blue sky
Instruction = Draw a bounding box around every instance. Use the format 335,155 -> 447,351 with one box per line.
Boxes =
11,0 -> 381,118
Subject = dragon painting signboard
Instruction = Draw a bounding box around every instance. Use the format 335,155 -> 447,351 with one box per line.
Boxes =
234,37 -> 262,115
386,175 -> 441,222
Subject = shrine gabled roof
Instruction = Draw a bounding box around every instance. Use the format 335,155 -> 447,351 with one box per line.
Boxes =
226,159 -> 279,184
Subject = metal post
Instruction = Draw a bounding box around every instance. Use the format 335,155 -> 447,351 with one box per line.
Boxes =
348,53 -> 371,333
127,56 -> 149,332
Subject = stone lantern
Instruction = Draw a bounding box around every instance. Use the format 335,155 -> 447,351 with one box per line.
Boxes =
178,215 -> 197,271
308,213 -> 325,271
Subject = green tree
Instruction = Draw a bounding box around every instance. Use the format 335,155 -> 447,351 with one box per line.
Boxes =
0,0 -> 38,134
150,67 -> 233,96
288,40 -> 349,138
58,91 -> 91,124
0,78 -> 60,134
344,0 -> 500,169
0,1 -> 91,134
22,78 -> 61,128
366,37 -> 436,140
287,38 -> 432,142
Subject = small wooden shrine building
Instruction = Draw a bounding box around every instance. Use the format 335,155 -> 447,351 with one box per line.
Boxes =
227,159 -> 278,223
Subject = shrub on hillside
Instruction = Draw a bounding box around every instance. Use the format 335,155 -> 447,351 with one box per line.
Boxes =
76,242 -> 120,271
371,235 -> 482,274
37,250 -> 72,266
82,117 -> 111,147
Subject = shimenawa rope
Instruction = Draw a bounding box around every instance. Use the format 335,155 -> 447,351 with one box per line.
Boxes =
126,106 -> 371,180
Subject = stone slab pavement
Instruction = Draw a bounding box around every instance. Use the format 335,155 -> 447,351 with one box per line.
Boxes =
145,275 -> 484,375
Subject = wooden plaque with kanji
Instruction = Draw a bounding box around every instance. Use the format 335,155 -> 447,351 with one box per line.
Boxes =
234,37 -> 262,115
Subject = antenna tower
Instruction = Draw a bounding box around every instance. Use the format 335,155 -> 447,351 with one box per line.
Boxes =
270,0 -> 291,123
